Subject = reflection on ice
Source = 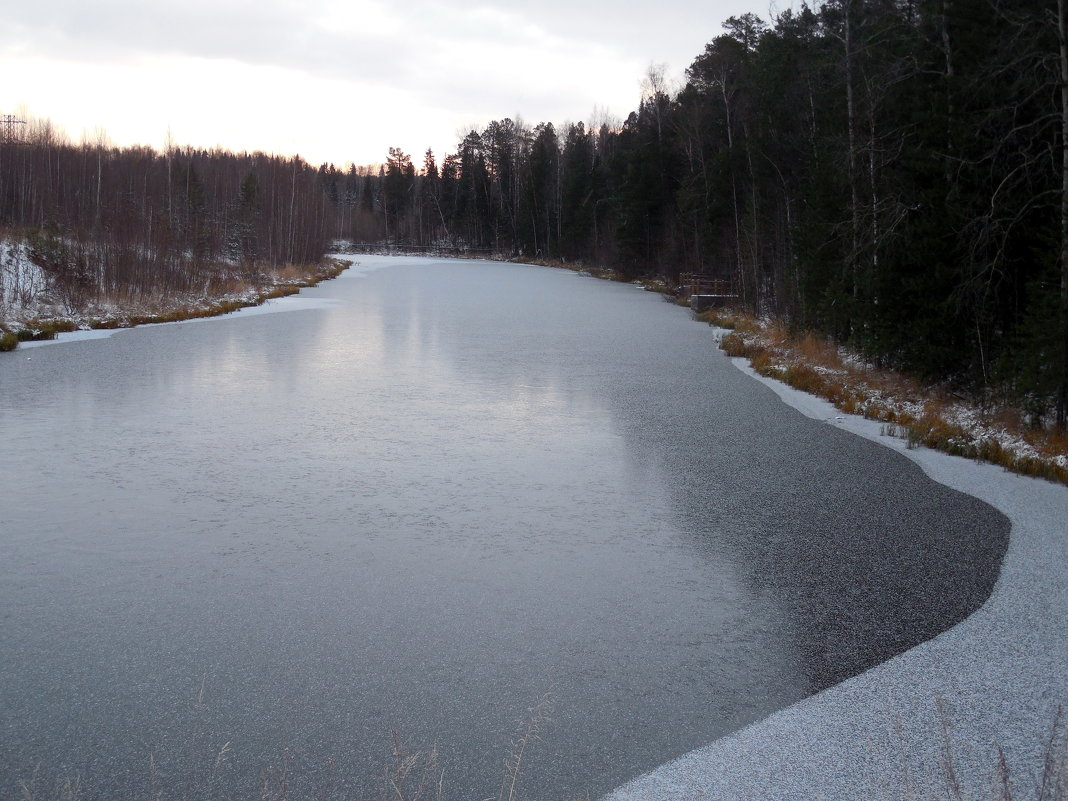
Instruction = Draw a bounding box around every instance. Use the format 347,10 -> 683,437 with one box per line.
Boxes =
0,256 -> 1007,801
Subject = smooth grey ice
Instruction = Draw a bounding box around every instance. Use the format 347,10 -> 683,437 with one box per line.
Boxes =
0,256 -> 1006,800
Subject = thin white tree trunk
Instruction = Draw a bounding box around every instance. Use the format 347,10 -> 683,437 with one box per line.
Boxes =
1058,0 -> 1068,425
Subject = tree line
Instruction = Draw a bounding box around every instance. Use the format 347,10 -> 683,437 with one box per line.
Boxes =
345,0 -> 1068,426
0,121 -> 339,312
3,0 -> 1067,425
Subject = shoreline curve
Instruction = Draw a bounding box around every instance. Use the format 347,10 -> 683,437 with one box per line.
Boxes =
604,354 -> 1068,801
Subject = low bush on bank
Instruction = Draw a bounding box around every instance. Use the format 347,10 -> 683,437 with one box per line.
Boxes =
0,330 -> 17,351
12,319 -> 79,341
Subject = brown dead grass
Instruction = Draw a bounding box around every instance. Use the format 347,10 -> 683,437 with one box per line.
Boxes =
702,307 -> 1068,486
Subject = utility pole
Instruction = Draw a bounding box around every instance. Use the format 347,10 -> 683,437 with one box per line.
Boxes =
0,114 -> 26,137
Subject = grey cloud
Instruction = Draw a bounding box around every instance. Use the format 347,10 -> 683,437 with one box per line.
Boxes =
410,0 -> 738,64
4,0 -> 424,83
5,0 -> 734,78
3,0 -> 758,137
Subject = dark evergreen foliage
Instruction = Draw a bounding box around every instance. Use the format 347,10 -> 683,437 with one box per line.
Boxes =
349,0 -> 1067,423
2,0 -> 1066,422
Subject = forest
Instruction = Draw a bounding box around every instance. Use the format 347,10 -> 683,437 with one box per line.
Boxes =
1,0 -> 1066,426
0,132 -> 336,313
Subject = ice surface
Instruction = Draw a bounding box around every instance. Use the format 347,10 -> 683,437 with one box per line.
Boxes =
0,258 -> 1008,801
605,355 -> 1068,801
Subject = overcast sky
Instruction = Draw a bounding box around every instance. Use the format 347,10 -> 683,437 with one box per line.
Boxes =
0,0 -> 778,166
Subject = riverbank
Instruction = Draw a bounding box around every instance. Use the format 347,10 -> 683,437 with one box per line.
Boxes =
698,308 -> 1068,486
605,358 -> 1068,800
596,286 -> 1068,799
382,248 -> 1068,484
516,256 -> 1068,486
0,257 -> 350,351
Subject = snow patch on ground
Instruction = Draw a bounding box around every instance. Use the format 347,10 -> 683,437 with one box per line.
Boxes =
0,238 -> 48,318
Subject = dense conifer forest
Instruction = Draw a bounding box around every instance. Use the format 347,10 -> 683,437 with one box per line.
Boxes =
2,0 -> 1067,425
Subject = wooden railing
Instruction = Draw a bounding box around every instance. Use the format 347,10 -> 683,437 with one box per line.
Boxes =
349,243 -> 497,257
679,273 -> 737,296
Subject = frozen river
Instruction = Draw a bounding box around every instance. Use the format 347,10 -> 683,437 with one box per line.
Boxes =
0,255 -> 1007,800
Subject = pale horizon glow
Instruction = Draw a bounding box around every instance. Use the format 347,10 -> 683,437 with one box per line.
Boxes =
1,0 -> 780,167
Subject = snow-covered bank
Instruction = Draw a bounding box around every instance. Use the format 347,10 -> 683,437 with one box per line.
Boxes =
15,295 -> 345,349
2,253 -> 358,350
605,356 -> 1068,801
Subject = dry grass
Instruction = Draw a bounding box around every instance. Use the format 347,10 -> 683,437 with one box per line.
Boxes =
508,255 -> 680,293
930,702 -> 1066,801
500,689 -> 554,801
701,307 -> 1068,486
510,255 -> 576,270
15,686 -> 555,801
383,732 -> 443,801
